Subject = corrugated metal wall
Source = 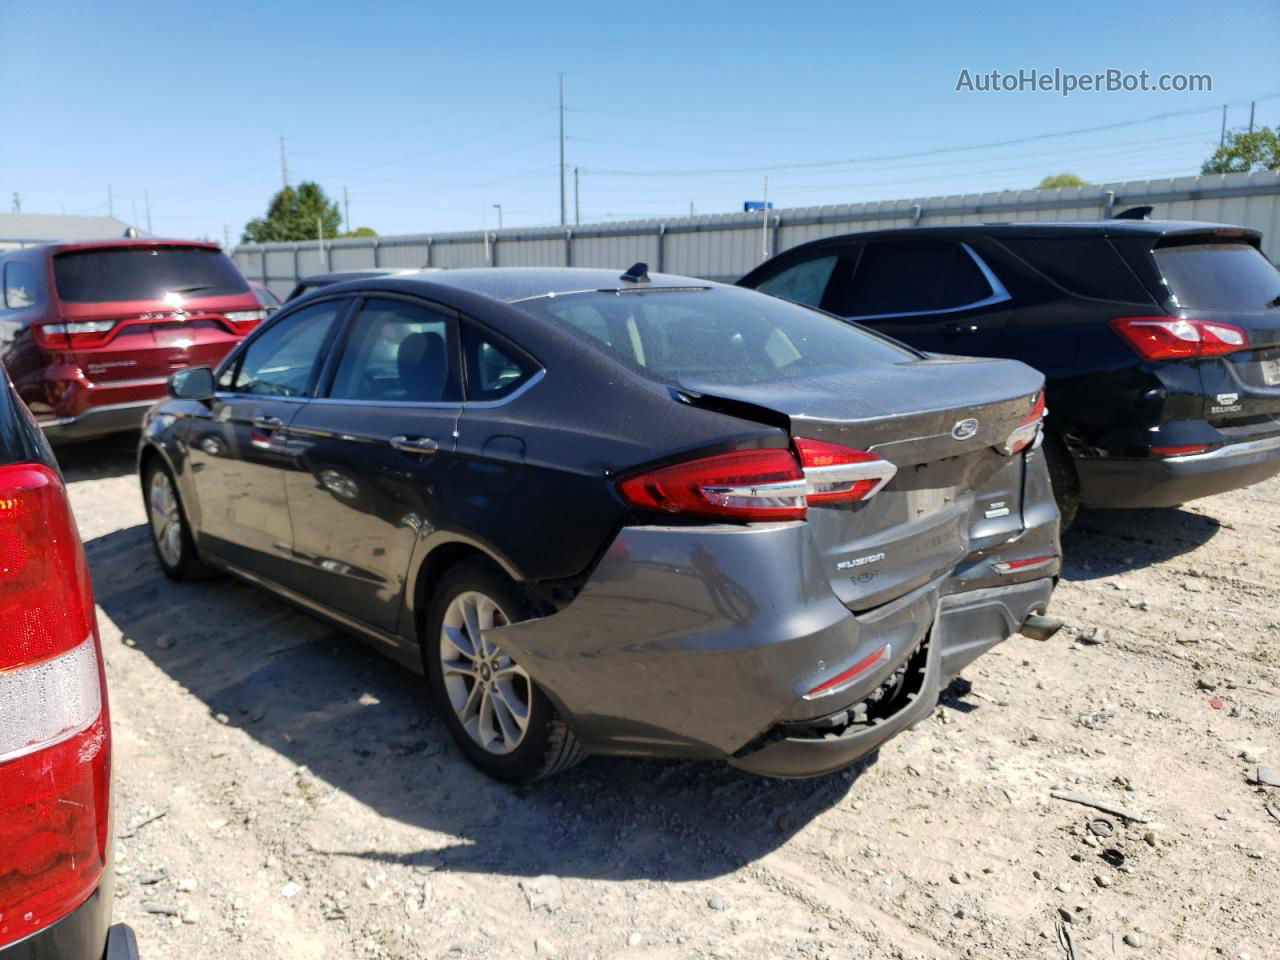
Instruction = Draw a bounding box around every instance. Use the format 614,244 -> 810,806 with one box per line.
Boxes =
235,171 -> 1280,297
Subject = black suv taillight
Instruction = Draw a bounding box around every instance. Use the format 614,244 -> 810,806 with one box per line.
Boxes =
0,464 -> 110,949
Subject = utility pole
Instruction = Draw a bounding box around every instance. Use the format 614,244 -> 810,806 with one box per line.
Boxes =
558,73 -> 567,226
689,201 -> 695,217
482,206 -> 491,263
574,168 -> 580,225
223,224 -> 230,252
280,136 -> 289,190
760,176 -> 770,261
492,204 -> 503,231
10,192 -> 19,214
343,185 -> 350,233
108,184 -> 114,218
1220,105 -> 1228,146
316,217 -> 325,270
1249,100 -> 1256,134
144,190 -> 152,233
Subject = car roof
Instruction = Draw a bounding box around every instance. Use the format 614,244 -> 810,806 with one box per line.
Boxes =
319,267 -> 718,304
24,237 -> 225,255
782,219 -> 1261,246
297,268 -> 429,285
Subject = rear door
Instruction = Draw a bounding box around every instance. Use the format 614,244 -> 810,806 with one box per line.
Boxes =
830,238 -> 1013,356
283,296 -> 463,633
185,298 -> 346,581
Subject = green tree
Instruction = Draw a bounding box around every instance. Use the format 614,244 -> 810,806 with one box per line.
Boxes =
342,226 -> 378,238
1201,127 -> 1280,174
1038,173 -> 1088,189
242,182 -> 343,243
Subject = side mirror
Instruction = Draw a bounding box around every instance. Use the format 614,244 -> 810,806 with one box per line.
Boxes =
168,366 -> 215,401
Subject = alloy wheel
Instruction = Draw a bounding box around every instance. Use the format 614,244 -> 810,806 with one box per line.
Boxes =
438,591 -> 532,755
148,470 -> 183,568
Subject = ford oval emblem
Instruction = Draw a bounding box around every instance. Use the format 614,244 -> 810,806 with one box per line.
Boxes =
951,418 -> 979,441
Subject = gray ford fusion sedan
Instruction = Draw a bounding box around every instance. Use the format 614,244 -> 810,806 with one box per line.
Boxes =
138,266 -> 1057,782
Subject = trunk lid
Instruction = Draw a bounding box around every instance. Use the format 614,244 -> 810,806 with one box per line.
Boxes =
680,355 -> 1044,610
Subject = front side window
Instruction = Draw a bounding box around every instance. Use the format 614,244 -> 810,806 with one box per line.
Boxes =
842,240 -> 993,317
517,285 -> 915,388
328,298 -> 460,403
227,299 -> 343,396
52,246 -> 249,303
3,261 -> 37,309
753,253 -> 838,307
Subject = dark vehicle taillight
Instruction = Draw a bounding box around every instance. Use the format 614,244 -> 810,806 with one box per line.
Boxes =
793,437 -> 897,503
0,464 -> 110,949
617,448 -> 808,521
1110,316 -> 1248,361
999,390 -> 1046,456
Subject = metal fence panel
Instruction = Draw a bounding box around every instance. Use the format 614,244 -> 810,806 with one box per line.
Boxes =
233,171 -> 1280,291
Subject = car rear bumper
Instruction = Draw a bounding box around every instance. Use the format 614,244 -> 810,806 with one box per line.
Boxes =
1075,433 -> 1280,508
40,399 -> 156,442
936,576 -> 1055,681
491,522 -> 943,778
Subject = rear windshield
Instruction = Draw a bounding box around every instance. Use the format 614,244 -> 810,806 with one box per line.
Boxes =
53,247 -> 249,303
1153,241 -> 1280,312
516,285 -> 917,387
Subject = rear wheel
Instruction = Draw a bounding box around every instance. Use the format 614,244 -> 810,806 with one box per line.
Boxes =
423,558 -> 583,783
1042,431 -> 1081,531
144,460 -> 211,581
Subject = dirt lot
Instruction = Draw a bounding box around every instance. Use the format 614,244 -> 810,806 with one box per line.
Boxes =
56,436 -> 1279,960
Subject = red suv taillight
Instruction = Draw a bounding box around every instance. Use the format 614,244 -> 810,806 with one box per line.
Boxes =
1110,316 -> 1248,361
0,464 -> 110,950
222,309 -> 267,333
33,321 -> 117,349
616,440 -> 897,522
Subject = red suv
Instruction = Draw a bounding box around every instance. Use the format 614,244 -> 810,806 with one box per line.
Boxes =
0,238 -> 264,442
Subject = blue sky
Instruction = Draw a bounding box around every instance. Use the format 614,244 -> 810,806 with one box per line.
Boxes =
2,0 -> 1277,242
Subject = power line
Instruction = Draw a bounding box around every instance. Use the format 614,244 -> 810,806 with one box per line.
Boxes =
586,94 -> 1280,177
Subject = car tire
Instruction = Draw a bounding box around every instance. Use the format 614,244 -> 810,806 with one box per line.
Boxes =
143,459 -> 212,581
1042,431 -> 1081,531
423,558 -> 583,783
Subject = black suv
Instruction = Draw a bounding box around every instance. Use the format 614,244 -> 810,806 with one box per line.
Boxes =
740,219 -> 1280,525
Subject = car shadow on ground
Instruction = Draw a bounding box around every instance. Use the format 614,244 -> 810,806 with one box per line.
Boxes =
52,433 -> 139,483
87,523 -> 866,883
1060,505 -> 1221,581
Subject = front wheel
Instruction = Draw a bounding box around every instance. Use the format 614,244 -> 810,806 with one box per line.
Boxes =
423,559 -> 583,783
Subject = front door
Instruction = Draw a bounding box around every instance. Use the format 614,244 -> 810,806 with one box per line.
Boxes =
186,298 -> 346,581
284,296 -> 463,633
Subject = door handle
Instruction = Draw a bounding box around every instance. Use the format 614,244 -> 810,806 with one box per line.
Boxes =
390,435 -> 439,455
943,323 -> 979,336
253,415 -> 285,429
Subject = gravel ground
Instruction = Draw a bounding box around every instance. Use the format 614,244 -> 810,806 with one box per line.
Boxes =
56,436 -> 1279,960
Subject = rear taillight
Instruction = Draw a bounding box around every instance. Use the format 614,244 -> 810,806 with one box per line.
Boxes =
223,309 -> 267,333
617,448 -> 807,521
0,464 -> 110,950
992,554 -> 1056,575
33,321 -> 116,349
1110,316 -> 1248,361
999,390 -> 1046,456
793,437 -> 897,503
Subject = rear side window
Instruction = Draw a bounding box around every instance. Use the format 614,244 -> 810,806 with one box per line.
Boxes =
999,236 -> 1151,303
3,262 -> 38,309
226,300 -> 343,396
841,240 -> 993,317
461,324 -> 537,401
52,247 -> 249,303
1152,241 -> 1280,311
517,285 -> 915,387
754,254 -> 838,307
328,298 -> 461,403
